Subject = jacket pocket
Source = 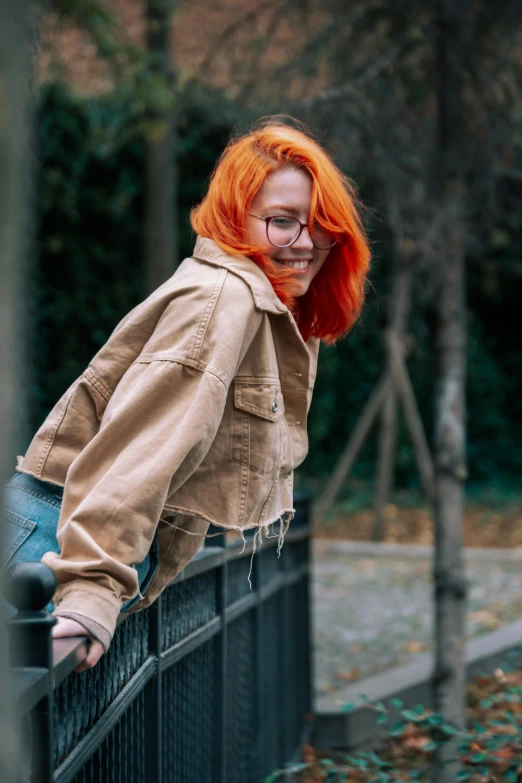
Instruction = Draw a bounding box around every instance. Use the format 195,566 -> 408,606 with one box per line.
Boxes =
232,382 -> 285,475
2,510 -> 37,569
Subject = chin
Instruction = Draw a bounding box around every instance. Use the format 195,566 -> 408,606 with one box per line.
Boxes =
291,283 -> 309,298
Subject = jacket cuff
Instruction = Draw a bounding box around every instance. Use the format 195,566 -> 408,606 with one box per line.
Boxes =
50,580 -> 120,648
54,611 -> 112,653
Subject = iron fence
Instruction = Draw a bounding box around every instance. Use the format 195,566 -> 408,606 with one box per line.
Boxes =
4,495 -> 313,783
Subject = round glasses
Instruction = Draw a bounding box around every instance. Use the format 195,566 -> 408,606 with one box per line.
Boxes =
249,214 -> 337,250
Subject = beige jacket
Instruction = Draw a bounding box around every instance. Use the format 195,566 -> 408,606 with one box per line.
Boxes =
17,237 -> 319,645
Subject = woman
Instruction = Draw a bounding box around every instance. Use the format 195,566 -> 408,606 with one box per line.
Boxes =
3,119 -> 370,672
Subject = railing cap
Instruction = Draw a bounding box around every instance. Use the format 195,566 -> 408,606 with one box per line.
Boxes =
2,561 -> 57,611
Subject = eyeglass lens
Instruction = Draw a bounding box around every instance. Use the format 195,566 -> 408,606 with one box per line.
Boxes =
267,216 -> 335,249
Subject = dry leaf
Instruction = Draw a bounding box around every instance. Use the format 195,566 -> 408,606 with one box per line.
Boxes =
402,734 -> 433,752
469,610 -> 502,629
302,744 -> 318,763
491,747 -> 517,762
402,640 -> 428,654
492,723 -> 518,736
335,667 -> 361,681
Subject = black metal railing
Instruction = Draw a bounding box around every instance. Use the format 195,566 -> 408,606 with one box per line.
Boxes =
4,495 -> 313,783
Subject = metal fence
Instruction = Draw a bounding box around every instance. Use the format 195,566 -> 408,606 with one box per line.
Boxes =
5,496 -> 313,783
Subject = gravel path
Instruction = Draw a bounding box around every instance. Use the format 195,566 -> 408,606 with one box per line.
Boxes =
312,540 -> 522,698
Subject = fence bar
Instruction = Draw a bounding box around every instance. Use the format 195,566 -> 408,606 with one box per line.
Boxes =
5,563 -> 57,783
145,595 -> 162,783
54,658 -> 156,783
6,501 -> 312,783
280,545 -> 292,762
212,547 -> 227,783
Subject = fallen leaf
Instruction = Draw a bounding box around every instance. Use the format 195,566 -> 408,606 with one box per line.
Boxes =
302,744 -> 317,763
402,734 -> 433,752
335,667 -> 361,682
491,747 -> 517,762
469,610 -> 502,629
399,722 -> 419,738
402,640 -> 428,654
491,722 -> 518,736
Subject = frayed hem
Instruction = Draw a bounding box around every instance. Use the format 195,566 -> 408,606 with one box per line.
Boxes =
161,510 -> 296,590
161,510 -> 295,543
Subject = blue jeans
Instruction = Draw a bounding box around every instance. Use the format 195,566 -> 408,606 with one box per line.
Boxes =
2,471 -> 160,616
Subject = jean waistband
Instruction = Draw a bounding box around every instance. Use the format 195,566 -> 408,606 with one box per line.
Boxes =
8,471 -> 65,501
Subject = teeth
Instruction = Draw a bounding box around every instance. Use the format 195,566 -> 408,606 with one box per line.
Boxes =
277,259 -> 310,270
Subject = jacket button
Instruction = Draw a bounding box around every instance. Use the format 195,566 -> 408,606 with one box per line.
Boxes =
272,401 -> 279,413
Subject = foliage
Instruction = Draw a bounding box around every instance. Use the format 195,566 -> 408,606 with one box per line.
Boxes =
30,78 -> 243,432
30,69 -> 522,491
303,197 -> 522,492
264,664 -> 522,782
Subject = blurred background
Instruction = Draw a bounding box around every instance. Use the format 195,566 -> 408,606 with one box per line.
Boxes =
2,2 -> 522,779
23,0 -> 521,544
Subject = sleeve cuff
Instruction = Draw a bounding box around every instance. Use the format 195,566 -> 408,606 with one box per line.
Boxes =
51,580 -> 121,649
54,611 -> 112,653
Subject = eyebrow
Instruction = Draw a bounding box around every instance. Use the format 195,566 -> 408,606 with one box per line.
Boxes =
262,204 -> 303,216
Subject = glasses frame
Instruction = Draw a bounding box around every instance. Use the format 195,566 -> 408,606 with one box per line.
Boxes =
248,214 -> 337,250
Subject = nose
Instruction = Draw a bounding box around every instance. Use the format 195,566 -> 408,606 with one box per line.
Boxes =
293,224 -> 314,251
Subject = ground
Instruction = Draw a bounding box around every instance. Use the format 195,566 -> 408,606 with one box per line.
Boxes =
314,498 -> 522,548
312,497 -> 522,697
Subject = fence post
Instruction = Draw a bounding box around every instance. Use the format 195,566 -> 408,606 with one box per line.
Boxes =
145,594 -> 163,783
206,523 -> 227,783
3,561 -> 57,783
299,495 -> 314,721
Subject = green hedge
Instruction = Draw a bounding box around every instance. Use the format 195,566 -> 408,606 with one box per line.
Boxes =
32,80 -> 238,427
32,82 -> 522,492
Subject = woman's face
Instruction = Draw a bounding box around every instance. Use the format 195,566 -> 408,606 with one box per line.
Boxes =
245,167 -> 332,298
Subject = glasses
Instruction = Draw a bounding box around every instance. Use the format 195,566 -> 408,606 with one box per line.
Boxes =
249,214 -> 337,250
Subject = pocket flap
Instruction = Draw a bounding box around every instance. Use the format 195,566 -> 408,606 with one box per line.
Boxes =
234,383 -> 285,421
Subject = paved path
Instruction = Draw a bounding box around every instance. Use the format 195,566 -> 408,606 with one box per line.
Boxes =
312,540 -> 522,698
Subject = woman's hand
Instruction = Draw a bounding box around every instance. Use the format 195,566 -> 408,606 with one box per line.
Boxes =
51,616 -> 106,673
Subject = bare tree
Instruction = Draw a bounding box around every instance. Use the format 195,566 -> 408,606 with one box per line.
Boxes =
431,1 -> 469,777
196,5 -> 520,772
144,0 -> 177,293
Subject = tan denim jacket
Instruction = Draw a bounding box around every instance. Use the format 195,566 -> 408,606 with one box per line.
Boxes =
17,237 -> 319,645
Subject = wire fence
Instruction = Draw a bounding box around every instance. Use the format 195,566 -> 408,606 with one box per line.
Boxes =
5,495 -> 313,783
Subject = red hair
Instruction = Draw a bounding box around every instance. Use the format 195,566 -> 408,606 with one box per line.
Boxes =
191,119 -> 371,344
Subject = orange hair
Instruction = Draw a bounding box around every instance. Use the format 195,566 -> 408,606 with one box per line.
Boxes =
191,119 -> 371,344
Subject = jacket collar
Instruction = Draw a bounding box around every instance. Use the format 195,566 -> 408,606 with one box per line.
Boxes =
192,236 -> 288,315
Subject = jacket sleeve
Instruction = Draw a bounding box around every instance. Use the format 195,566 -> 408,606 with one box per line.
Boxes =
42,273 -> 262,644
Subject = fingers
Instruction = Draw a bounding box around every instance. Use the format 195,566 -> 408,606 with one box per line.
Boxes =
74,640 -> 105,673
51,617 -> 107,672
51,617 -> 89,638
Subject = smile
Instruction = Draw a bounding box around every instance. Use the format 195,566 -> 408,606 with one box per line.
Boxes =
275,259 -> 311,272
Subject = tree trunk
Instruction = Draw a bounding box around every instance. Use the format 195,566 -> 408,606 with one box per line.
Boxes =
389,333 -> 435,505
314,375 -> 391,524
0,0 -> 32,778
372,388 -> 397,541
372,252 -> 413,541
432,1 -> 469,779
145,0 -> 177,294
